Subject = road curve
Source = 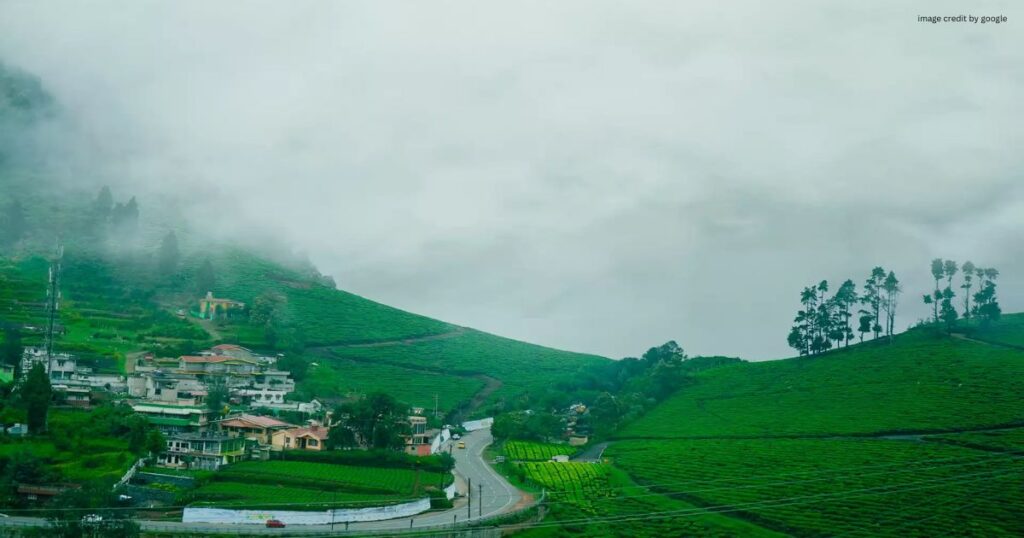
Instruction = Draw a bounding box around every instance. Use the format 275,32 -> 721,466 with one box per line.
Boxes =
0,428 -> 527,535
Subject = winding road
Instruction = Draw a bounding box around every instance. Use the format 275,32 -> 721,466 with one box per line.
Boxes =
0,428 -> 527,535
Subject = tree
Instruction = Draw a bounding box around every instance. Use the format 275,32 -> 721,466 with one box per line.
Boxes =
21,362 -> 52,434
960,261 -> 975,319
939,287 -> 958,333
929,259 -> 943,323
93,186 -> 113,218
641,341 -> 685,365
973,268 -> 1001,326
943,260 -> 958,289
862,267 -> 886,340
250,291 -> 285,325
195,259 -> 215,294
832,280 -> 858,347
882,271 -> 901,341
157,231 -> 180,274
327,421 -> 357,450
0,198 -> 27,249
205,378 -> 229,418
856,313 -> 873,343
1,323 -> 22,372
788,286 -> 818,356
145,429 -> 166,455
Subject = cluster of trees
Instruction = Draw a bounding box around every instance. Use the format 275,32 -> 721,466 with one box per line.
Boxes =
788,267 -> 901,356
491,341 -> 741,440
923,259 -> 1001,332
327,392 -> 410,450
90,186 -> 140,246
788,260 -> 1005,355
249,290 -> 304,352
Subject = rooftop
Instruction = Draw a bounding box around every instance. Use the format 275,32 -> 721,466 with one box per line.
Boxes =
219,414 -> 294,429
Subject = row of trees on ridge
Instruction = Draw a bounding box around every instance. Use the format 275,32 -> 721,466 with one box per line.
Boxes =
789,260 -> 1003,356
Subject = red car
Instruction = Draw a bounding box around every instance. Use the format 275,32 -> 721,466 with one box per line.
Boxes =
266,519 -> 286,528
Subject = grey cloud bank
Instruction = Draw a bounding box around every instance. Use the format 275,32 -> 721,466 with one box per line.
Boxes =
1,1 -> 1021,360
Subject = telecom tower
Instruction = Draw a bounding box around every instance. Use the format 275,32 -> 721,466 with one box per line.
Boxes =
43,242 -> 64,375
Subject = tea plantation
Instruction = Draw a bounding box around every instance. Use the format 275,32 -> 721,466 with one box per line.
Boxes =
616,328 -> 1024,439
190,460 -> 452,509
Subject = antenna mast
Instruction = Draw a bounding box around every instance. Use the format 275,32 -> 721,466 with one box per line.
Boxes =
44,242 -> 64,374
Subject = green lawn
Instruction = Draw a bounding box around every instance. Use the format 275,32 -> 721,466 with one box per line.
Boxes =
608,438 -> 1023,537
617,328 -> 1024,439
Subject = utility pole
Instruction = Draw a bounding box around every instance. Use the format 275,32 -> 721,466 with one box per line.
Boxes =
479,484 -> 482,517
467,477 -> 472,519
434,393 -> 439,419
43,242 -> 63,377
330,490 -> 336,531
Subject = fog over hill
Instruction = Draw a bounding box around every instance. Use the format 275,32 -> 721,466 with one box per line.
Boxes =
1,1 -> 1022,360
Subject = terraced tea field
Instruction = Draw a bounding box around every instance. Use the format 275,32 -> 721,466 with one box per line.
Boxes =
192,460 -> 452,509
617,329 -> 1024,439
608,438 -> 1024,537
504,441 -> 578,461
516,462 -> 780,537
329,330 -> 606,408
930,427 -> 1024,453
299,357 -> 484,411
200,250 -> 452,346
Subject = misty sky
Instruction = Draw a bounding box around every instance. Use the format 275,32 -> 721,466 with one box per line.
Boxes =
2,1 -> 1022,360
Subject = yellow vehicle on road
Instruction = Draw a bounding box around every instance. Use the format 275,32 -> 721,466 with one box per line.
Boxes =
457,441 -> 466,449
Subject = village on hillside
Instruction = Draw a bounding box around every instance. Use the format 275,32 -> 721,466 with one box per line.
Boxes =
11,291 -> 456,473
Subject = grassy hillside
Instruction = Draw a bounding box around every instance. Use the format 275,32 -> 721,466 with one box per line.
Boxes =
1,247 -> 608,413
196,249 -> 453,347
617,327 -> 1024,439
325,330 -> 607,411
607,437 -> 1022,537
583,319 -> 1024,537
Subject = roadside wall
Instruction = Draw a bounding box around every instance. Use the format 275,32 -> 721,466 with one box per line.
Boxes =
445,480 -> 458,500
182,497 -> 431,525
431,428 -> 451,454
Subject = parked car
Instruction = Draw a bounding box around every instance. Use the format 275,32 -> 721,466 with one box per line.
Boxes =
266,519 -> 286,528
457,441 -> 466,449
452,433 -> 461,440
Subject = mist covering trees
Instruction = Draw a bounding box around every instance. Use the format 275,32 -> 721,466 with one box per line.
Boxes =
0,198 -> 27,249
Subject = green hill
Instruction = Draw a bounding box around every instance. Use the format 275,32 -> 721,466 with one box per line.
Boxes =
0,248 -> 607,414
585,320 -> 1024,537
616,323 -> 1024,439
